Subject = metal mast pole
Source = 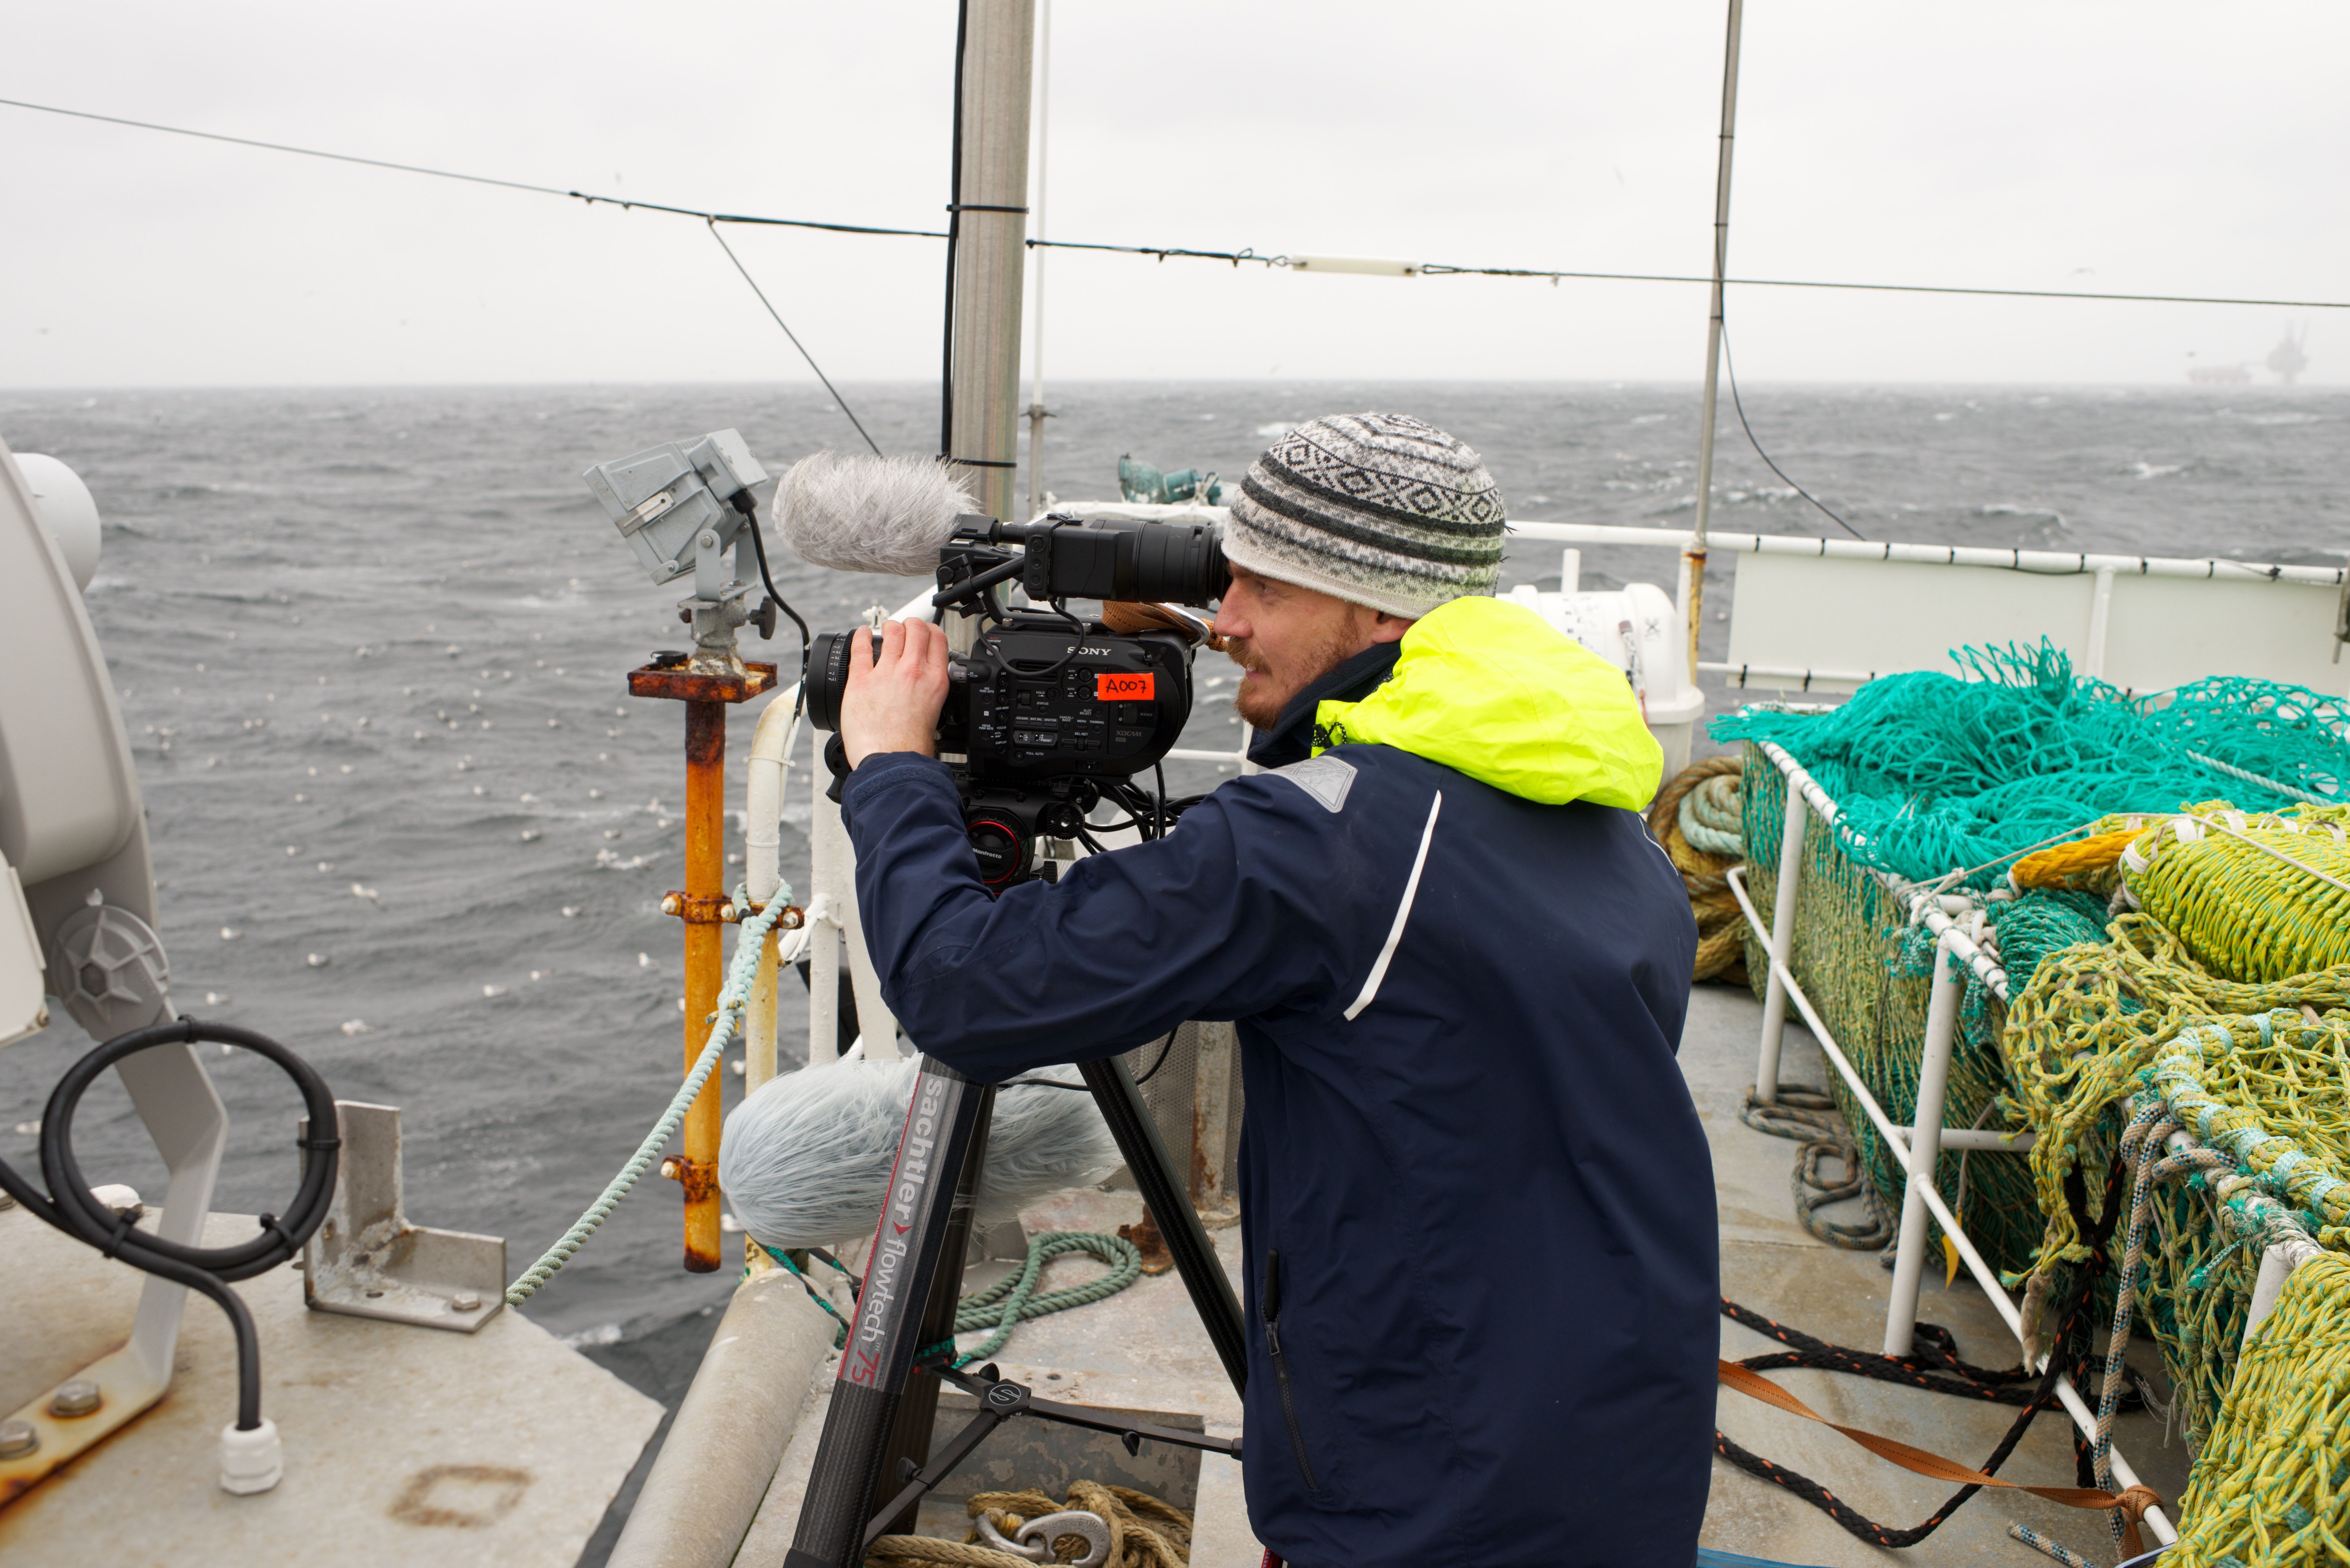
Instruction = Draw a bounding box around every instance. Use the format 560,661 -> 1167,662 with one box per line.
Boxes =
1023,0 -> 1051,523
1684,0 -> 1745,679
945,0 -> 1037,528
868,0 -> 1037,1514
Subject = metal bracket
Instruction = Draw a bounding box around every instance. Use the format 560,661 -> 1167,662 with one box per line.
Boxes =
1,1035 -> 225,1506
302,1102 -> 505,1333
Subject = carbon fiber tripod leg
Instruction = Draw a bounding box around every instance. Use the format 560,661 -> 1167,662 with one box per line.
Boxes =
784,1059 -> 993,1568
1078,1055 -> 1248,1394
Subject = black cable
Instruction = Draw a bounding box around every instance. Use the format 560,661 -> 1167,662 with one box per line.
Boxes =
9,95 -> 2349,314
939,0 -> 971,461
1131,1031 -> 1177,1087
1719,319 -> 1867,541
734,496 -> 814,690
1018,599 -> 1091,682
705,222 -> 883,457
1004,1030 -> 1177,1092
1153,763 -> 1168,843
0,1017 -> 339,1429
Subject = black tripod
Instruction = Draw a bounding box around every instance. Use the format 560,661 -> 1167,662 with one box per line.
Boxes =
782,1051 -> 1248,1568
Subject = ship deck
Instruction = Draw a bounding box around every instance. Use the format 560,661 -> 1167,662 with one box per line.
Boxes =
745,981 -> 2194,1567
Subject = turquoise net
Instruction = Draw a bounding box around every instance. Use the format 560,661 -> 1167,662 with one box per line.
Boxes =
1710,642 -> 2350,890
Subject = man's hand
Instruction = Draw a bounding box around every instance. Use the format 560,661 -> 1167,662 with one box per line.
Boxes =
839,617 -> 951,768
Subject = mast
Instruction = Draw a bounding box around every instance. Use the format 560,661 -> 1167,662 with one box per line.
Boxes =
1024,0 -> 1052,522
1684,0 -> 1745,679
943,0 -> 1038,527
871,0 -> 1038,1523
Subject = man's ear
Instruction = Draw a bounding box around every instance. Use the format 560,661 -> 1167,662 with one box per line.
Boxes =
1368,609 -> 1414,645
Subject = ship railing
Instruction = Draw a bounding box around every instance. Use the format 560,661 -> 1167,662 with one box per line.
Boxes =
1728,737 -> 2350,1552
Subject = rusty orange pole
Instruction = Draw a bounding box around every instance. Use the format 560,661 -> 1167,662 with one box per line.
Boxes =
678,698 -> 727,1271
632,654 -> 777,1274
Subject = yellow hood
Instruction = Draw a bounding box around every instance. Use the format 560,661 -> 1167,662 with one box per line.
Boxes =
1310,595 -> 1662,809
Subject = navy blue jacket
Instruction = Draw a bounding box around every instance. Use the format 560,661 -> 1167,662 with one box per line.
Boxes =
841,634 -> 1715,1567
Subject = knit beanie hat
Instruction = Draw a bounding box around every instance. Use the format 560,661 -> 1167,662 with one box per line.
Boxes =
1224,412 -> 1506,620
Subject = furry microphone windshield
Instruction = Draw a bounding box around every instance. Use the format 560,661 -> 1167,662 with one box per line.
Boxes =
772,451 -> 978,578
717,1057 -> 1122,1250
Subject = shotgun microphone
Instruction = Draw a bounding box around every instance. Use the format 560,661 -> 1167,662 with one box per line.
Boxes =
772,452 -> 979,578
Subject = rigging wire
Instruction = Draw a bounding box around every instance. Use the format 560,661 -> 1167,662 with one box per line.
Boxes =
704,221 -> 883,457
1719,318 -> 1866,541
4,95 -> 2345,315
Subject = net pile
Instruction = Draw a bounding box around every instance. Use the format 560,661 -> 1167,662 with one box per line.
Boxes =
1713,643 -> 2350,891
1721,656 -> 2350,1562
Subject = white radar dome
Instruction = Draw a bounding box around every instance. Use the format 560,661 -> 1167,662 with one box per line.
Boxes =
15,453 -> 100,592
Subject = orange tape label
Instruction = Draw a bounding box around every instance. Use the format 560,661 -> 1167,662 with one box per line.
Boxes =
1096,672 -> 1156,701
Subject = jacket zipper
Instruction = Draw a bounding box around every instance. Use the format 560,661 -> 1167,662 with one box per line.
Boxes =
1261,1249 -> 1322,1491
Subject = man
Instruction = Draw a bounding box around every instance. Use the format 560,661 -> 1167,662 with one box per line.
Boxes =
836,413 -> 1716,1567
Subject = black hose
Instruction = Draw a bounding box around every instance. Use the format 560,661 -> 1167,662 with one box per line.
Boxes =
0,1017 -> 339,1430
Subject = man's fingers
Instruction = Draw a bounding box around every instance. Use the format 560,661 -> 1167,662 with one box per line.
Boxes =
842,619 -> 872,695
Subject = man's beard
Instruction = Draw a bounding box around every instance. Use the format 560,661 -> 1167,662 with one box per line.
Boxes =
1226,622 -> 1367,732
1230,642 -> 1282,729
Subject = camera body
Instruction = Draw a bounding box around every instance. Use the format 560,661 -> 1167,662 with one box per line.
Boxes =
808,514 -> 1227,887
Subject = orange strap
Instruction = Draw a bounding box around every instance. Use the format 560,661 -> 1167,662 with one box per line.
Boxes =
1718,1360 -> 2162,1556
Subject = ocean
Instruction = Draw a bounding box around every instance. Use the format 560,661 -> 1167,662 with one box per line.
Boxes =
1,378 -> 2342,1528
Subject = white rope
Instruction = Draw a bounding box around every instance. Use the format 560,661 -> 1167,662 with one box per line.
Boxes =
506,888 -> 800,1304
2187,749 -> 2336,807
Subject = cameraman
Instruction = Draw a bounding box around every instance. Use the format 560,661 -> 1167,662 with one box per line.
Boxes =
836,414 -> 1715,1568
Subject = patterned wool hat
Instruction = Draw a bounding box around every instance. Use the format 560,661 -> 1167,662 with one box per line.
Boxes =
1224,412 -> 1506,619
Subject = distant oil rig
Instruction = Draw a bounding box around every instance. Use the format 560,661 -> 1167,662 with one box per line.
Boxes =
2188,322 -> 2312,385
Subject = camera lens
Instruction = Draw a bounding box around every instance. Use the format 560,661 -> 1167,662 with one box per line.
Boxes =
804,629 -> 876,732
1125,522 -> 1228,606
1063,518 -> 1227,606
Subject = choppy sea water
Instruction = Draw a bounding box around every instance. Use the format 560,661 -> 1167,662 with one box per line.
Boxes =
0,379 -> 2341,1517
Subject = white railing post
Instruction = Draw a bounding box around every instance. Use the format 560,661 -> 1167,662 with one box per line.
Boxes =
1885,934 -> 1965,1357
1753,784 -> 1808,1103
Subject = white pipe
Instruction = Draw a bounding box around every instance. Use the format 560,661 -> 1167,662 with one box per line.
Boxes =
2083,565 -> 2117,679
745,683 -> 803,907
1506,520 -> 2346,587
1884,937 -> 1964,1357
743,685 -> 803,1096
1042,506 -> 2346,591
605,1269 -> 838,1568
1753,786 -> 1807,1103
1702,661 -> 1882,690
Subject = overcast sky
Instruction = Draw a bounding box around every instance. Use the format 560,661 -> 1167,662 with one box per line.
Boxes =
3,1 -> 2343,387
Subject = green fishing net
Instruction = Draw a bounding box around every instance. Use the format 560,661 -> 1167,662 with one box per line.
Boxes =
1711,642 -> 2350,890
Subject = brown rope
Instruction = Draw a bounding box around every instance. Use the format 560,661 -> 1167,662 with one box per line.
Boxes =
1649,755 -> 1749,983
868,1481 -> 1193,1568
1719,1360 -> 2164,1558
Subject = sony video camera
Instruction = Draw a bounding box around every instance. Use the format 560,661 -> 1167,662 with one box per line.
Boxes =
806,515 -> 1227,887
